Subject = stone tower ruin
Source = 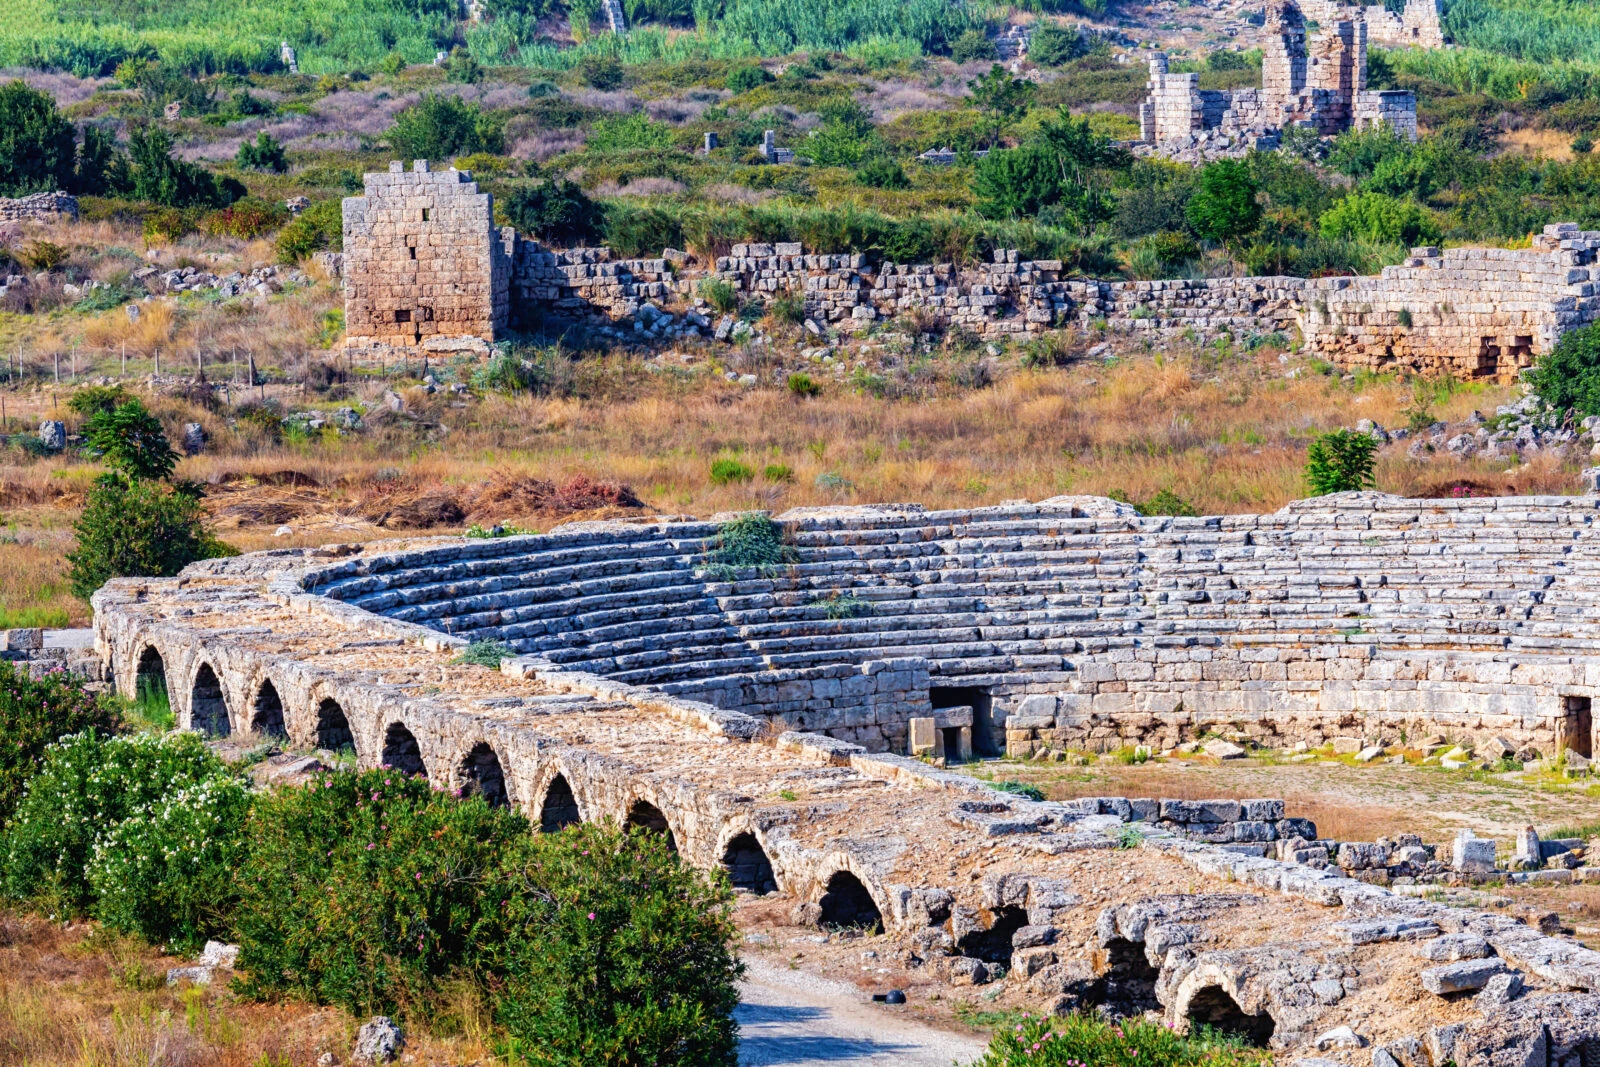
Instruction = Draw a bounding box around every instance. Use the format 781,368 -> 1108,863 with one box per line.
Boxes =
341,161 -> 513,357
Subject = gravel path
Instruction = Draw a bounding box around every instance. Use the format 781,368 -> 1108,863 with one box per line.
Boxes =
737,959 -> 990,1067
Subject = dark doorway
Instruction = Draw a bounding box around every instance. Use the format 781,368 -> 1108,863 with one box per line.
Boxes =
135,646 -> 167,701
1566,696 -> 1593,759
1186,986 -> 1275,1047
315,698 -> 353,752
252,681 -> 286,738
1100,937 -> 1161,1015
941,726 -> 964,762
956,905 -> 1029,963
459,742 -> 508,808
625,800 -> 678,852
540,774 -> 582,832
931,686 -> 995,756
383,722 -> 427,777
818,871 -> 882,933
190,664 -> 230,737
721,832 -> 778,894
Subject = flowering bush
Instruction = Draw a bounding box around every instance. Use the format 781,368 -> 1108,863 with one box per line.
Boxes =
233,767 -> 526,1018
973,1014 -> 1272,1067
1,730 -> 228,916
0,661 -> 117,828
88,774 -> 251,953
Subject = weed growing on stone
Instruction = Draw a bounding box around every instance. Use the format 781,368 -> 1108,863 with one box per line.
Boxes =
810,591 -> 872,619
455,639 -> 512,668
706,512 -> 795,577
992,780 -> 1046,802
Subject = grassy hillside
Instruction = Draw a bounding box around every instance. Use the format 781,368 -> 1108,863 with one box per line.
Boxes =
1444,0 -> 1600,65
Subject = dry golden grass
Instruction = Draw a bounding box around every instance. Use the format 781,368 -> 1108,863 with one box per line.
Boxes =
0,911 -> 495,1066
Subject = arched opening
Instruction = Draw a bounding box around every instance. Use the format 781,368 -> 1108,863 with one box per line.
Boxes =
1100,938 -> 1161,1015
625,800 -> 677,852
252,680 -> 286,739
382,722 -> 427,778
459,742 -> 508,808
721,832 -> 777,894
315,698 -> 353,752
189,664 -> 230,737
1186,986 -> 1275,1047
540,774 -> 581,832
818,871 -> 882,933
956,905 -> 1030,963
134,647 -> 170,722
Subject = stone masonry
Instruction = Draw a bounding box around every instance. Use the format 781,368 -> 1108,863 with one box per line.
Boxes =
91,495 -> 1600,1056
341,161 -> 512,357
1302,0 -> 1446,50
0,190 -> 78,222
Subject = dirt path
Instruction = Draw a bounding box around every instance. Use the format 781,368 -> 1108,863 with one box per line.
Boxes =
737,959 -> 990,1067
958,757 -> 1600,844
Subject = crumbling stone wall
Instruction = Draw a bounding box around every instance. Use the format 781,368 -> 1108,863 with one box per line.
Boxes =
1302,0 -> 1445,49
342,161 -> 512,357
0,191 -> 78,222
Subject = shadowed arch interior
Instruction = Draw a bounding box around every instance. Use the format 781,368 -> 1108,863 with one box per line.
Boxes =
721,832 -> 777,894
1186,986 -> 1276,1047
818,870 -> 882,933
956,905 -> 1029,963
315,697 -> 353,752
459,742 -> 507,808
134,646 -> 167,701
625,799 -> 677,852
189,664 -> 230,737
1101,938 -> 1160,1015
252,680 -> 286,738
383,722 -> 427,777
540,774 -> 581,832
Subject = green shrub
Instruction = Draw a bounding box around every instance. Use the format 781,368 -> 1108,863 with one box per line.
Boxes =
991,780 -> 1045,801
1029,24 -> 1090,67
236,131 -> 288,173
586,112 -> 675,152
725,64 -> 773,92
698,278 -> 739,314
854,156 -> 910,190
0,662 -> 117,829
125,128 -> 243,209
85,399 -> 176,481
88,773 -> 251,952
950,28 -> 998,63
708,512 -> 793,570
1575,135 -> 1595,155
810,591 -> 871,619
66,475 -> 232,599
0,80 -> 79,198
763,462 -> 794,482
1186,158 -> 1261,243
487,822 -> 742,1067
972,1011 -> 1271,1067
770,289 -> 806,324
1137,488 -> 1199,516
201,198 -> 289,240
1305,428 -> 1378,496
1529,323 -> 1600,415
455,638 -> 512,667
579,55 -> 625,90
275,199 -> 342,264
709,457 -> 754,484
66,384 -> 131,417
2,730 -> 227,917
389,94 -> 505,160
234,768 -> 526,1019
786,372 -> 821,397
1318,192 -> 1440,246
504,177 -> 602,245
19,239 -> 69,270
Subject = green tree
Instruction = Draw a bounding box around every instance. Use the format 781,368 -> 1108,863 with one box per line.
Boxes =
85,399 -> 177,481
1185,158 -> 1261,243
73,124 -> 119,195
126,128 -> 242,208
973,110 -> 1127,233
950,28 -> 998,63
1305,428 -> 1378,495
275,198 -> 342,264
237,131 -> 288,173
1318,191 -> 1441,245
503,177 -> 601,245
0,80 -> 78,197
66,476 -> 230,598
389,94 -> 505,160
725,64 -> 773,92
1528,322 -> 1600,416
967,64 -> 1033,146
1028,24 -> 1089,67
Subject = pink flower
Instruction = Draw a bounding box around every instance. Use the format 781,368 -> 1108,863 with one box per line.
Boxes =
588,912 -> 596,920
367,843 -> 376,850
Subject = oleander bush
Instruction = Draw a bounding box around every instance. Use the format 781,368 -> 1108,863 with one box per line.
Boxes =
0,661 -> 118,828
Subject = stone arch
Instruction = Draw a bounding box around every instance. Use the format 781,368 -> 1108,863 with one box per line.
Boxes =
956,905 -> 1029,963
1183,985 -> 1275,1047
458,741 -> 508,808
134,645 -> 168,702
720,831 -> 777,895
818,870 -> 882,933
625,799 -> 678,852
189,663 -> 230,737
539,773 -> 582,832
315,697 -> 354,752
382,721 -> 428,778
252,679 -> 287,738
1101,937 -> 1161,1015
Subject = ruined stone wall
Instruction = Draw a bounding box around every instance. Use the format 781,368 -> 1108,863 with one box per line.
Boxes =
1302,0 -> 1445,48
0,191 -> 78,222
1302,225 -> 1600,382
342,161 -> 511,356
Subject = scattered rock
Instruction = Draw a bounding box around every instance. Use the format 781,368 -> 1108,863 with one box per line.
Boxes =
352,1016 -> 404,1065
182,423 -> 205,456
1202,738 -> 1246,759
1315,1025 -> 1366,1050
38,420 -> 65,452
1475,972 -> 1523,1007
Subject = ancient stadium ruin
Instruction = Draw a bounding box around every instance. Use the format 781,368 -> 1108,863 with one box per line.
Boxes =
92,493 -> 1600,1062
